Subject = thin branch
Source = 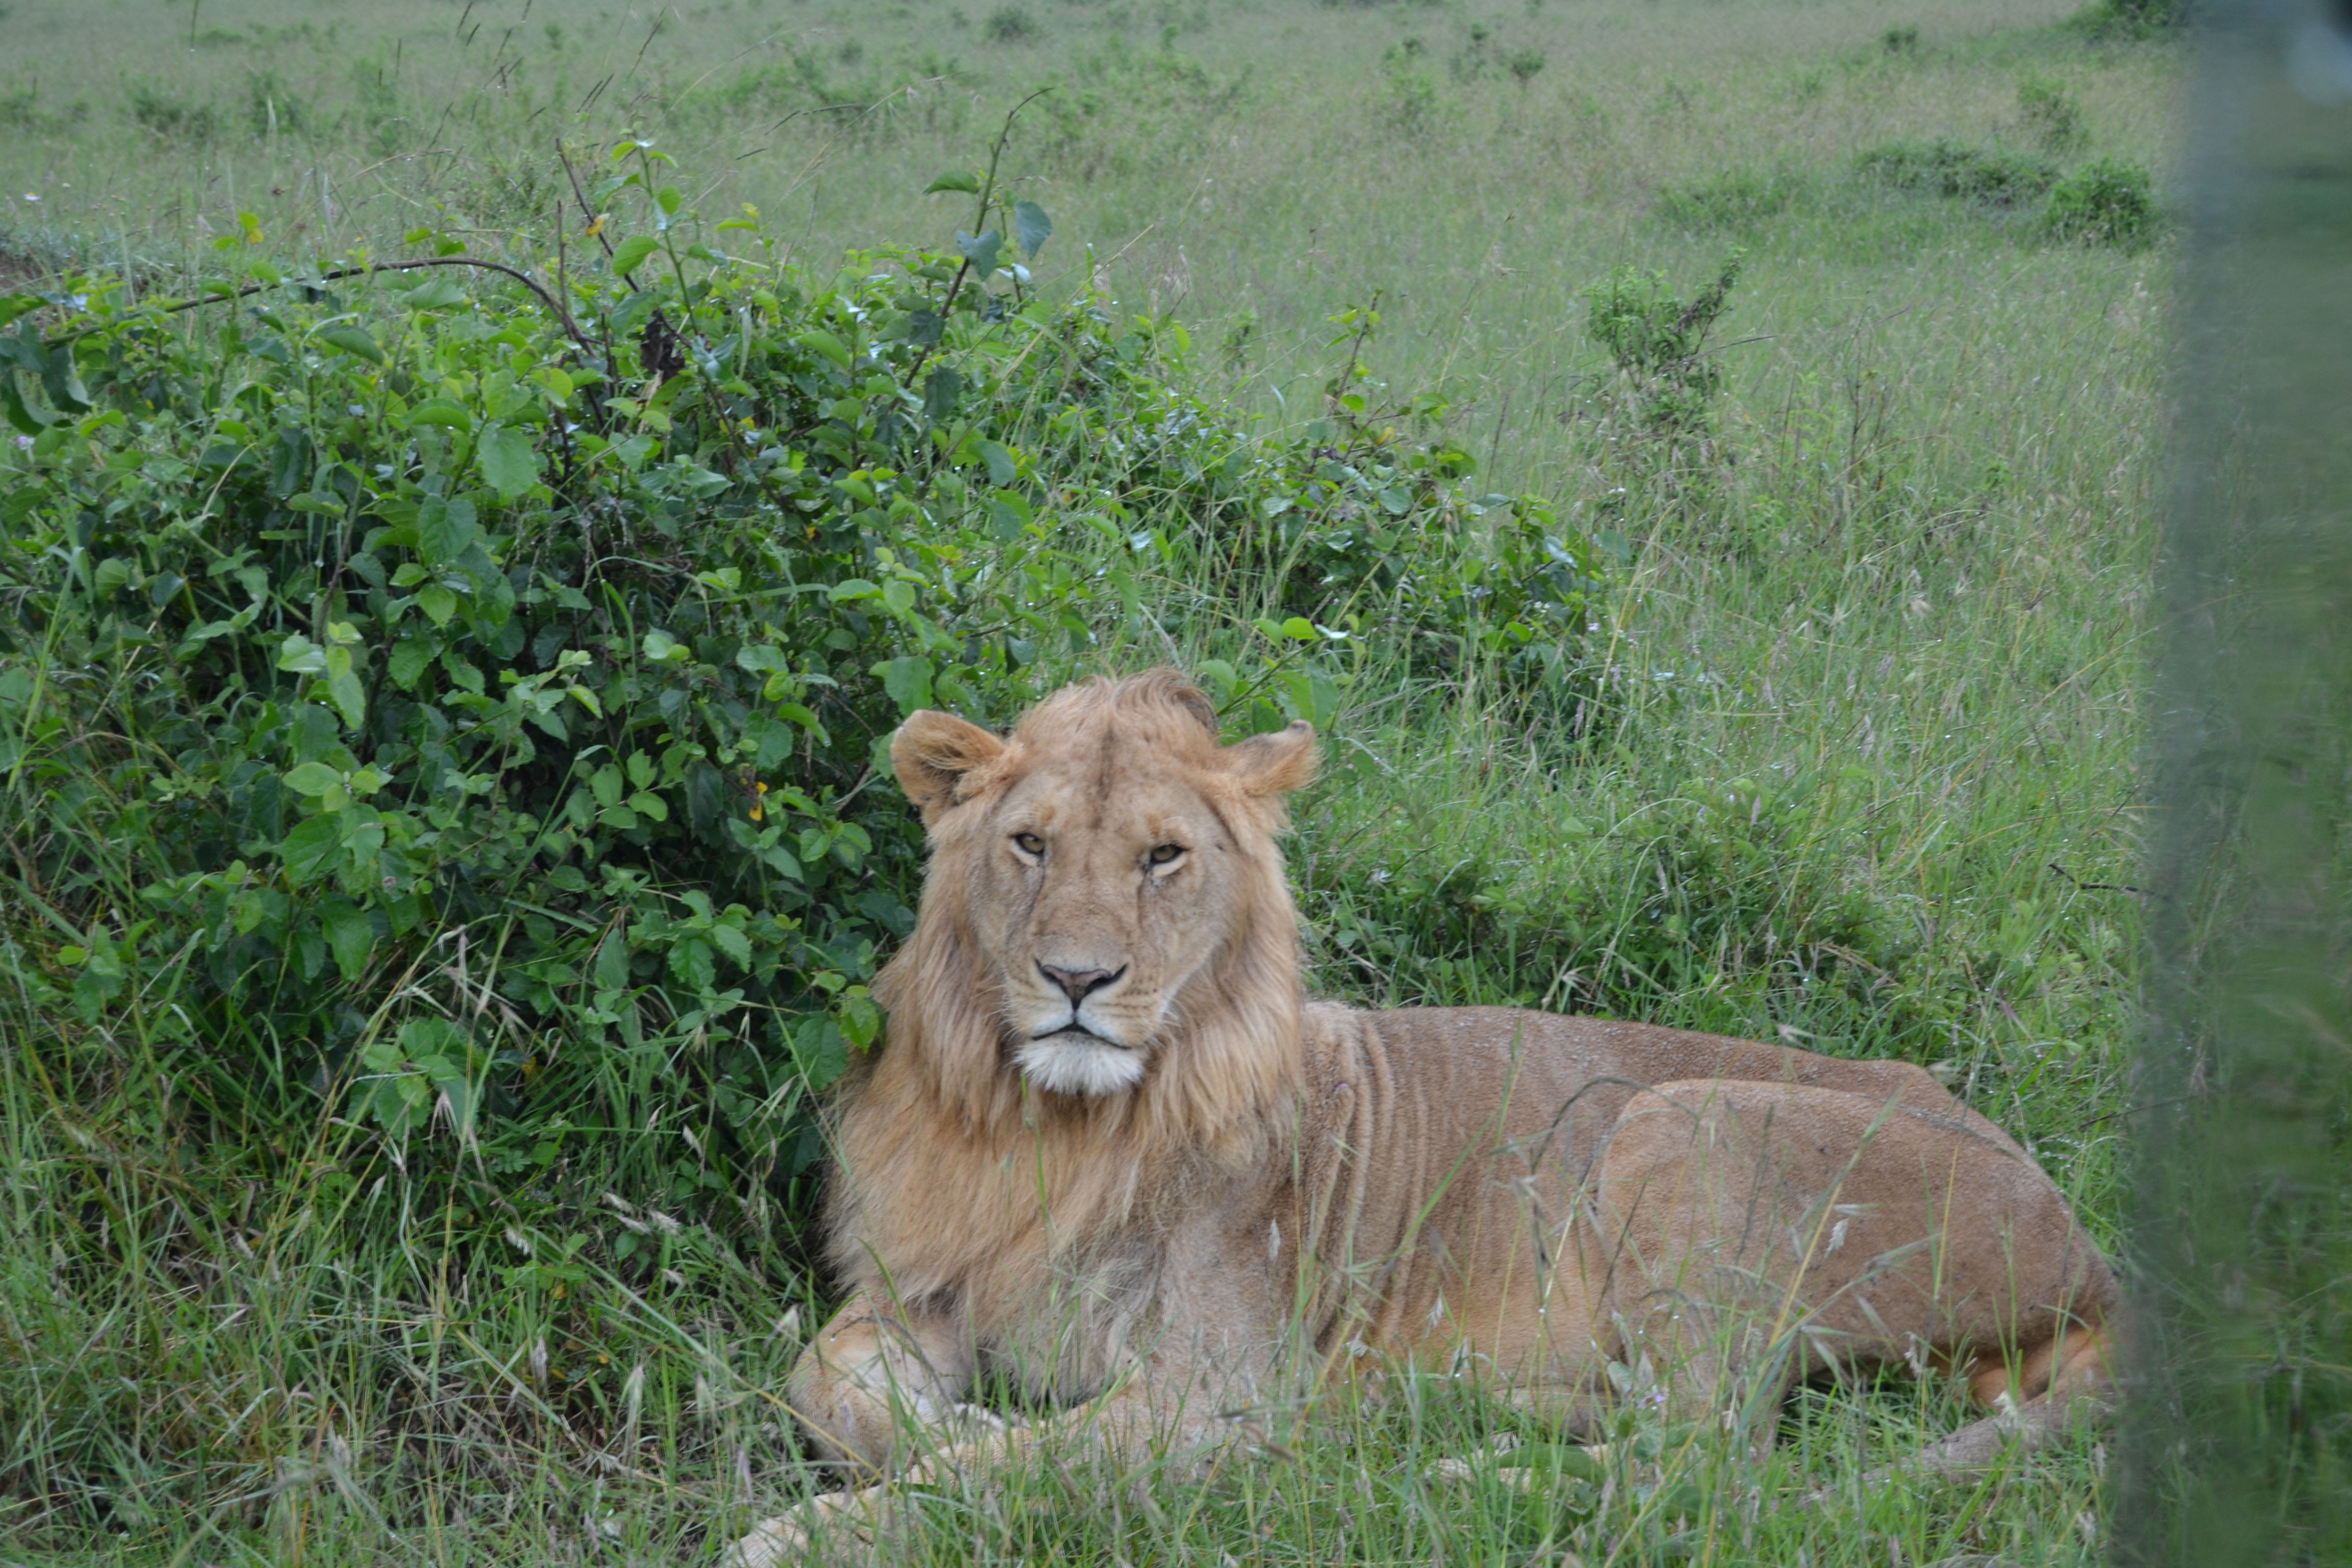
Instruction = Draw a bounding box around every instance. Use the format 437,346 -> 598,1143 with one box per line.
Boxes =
900,88 -> 1052,392
128,257 -> 595,355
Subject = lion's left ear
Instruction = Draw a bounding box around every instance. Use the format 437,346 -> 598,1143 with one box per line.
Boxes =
892,709 -> 1008,825
1224,720 -> 1318,798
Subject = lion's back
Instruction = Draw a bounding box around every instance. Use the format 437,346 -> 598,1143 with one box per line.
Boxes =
1291,1001 -> 1979,1356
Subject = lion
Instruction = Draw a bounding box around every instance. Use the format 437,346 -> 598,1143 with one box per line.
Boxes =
732,670 -> 2116,1561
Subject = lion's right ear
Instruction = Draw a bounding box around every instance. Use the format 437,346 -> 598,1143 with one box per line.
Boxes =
891,710 -> 1009,825
1224,720 -> 1319,799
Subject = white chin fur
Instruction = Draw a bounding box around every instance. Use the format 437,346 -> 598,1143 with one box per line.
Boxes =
1016,1035 -> 1146,1097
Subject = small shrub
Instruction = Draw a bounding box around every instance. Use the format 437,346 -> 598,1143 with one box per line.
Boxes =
1582,252 -> 1744,435
2018,75 -> 2086,153
2043,156 -> 2157,248
352,57 -> 405,155
1031,39 -> 1247,173
1450,23 -> 1542,84
1858,139 -> 2059,207
985,5 -> 1040,43
1381,39 -> 1444,136
2066,0 -> 2182,40
0,86 -> 85,134
1656,168 -> 1801,230
1881,24 -> 1919,53
244,70 -> 307,138
126,83 -> 218,143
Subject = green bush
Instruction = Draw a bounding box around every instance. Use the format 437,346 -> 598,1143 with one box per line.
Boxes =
243,69 -> 307,139
1655,168 -> 1803,231
2043,156 -> 2157,248
2065,0 -> 2183,41
984,5 -> 1040,45
2017,75 -> 2086,154
710,45 -> 967,142
1858,139 -> 2061,207
1581,252 -> 1744,435
0,143 -> 1597,1293
125,83 -> 218,143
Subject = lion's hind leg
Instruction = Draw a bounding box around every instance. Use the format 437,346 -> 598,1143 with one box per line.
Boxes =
1589,1079 -> 2120,1464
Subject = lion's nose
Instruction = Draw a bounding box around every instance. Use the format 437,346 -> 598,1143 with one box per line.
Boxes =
1039,962 -> 1123,1006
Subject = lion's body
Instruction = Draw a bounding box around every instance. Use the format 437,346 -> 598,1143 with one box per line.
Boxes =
736,674 -> 2116,1562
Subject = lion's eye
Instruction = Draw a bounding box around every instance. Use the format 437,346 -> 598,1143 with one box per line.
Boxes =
1013,832 -> 1045,859
1148,843 -> 1185,866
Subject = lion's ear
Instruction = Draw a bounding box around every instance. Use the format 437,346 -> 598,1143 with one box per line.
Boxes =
892,710 -> 1008,825
1224,720 -> 1318,798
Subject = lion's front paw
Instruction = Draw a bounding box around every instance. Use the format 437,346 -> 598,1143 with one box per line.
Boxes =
724,1510 -> 810,1568
725,1488 -> 879,1566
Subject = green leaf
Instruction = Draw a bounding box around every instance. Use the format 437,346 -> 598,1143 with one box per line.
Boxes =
871,656 -> 934,718
955,229 -> 1003,278
708,923 -> 752,967
611,235 -> 658,276
417,495 -> 478,564
284,762 -> 345,797
880,579 -> 917,618
627,790 -> 669,823
977,440 -> 1017,486
326,672 -> 366,730
798,330 -> 851,371
924,169 -> 982,195
280,816 -> 344,885
404,400 -> 474,431
417,584 -> 458,627
736,644 -> 790,675
1,369 -> 53,435
477,423 -> 541,501
315,323 -> 386,364
1280,667 -> 1341,730
398,276 -> 469,310
667,936 -> 717,994
593,931 -> 631,991
323,898 -> 375,982
1014,200 -> 1053,259
793,1016 -> 849,1089
839,993 -> 883,1050
387,640 -> 435,690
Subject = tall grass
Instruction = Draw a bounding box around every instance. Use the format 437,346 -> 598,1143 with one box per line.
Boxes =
0,0 -> 2172,1561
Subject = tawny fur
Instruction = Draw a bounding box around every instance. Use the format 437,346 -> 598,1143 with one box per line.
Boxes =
732,671 -> 2118,1563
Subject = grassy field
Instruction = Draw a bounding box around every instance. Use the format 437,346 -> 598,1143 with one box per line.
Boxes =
0,0 -> 2176,1562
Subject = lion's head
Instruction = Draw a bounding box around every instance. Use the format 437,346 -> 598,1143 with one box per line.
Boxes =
867,670 -> 1317,1147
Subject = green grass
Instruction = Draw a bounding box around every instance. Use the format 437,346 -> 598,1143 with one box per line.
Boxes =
0,0 -> 2173,1562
